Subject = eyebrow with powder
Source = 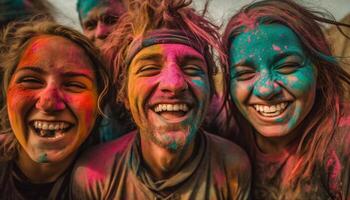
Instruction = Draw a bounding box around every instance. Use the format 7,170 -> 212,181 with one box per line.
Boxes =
14,66 -> 45,74
133,53 -> 163,63
64,72 -> 95,82
232,59 -> 255,68
272,51 -> 304,63
180,55 -> 206,64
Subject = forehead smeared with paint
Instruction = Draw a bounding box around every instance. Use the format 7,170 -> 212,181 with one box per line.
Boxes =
78,0 -> 111,19
230,23 -> 305,66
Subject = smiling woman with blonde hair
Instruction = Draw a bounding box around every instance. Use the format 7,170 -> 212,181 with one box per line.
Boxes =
0,18 -> 110,199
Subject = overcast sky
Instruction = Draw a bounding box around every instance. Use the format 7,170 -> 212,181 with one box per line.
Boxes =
48,0 -> 350,31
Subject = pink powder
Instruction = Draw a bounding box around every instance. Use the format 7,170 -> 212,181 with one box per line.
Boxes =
214,168 -> 226,188
326,150 -> 341,193
272,44 -> 281,51
339,115 -> 350,127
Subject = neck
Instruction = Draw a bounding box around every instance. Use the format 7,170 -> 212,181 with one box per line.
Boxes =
140,136 -> 195,180
255,130 -> 300,154
16,148 -> 74,183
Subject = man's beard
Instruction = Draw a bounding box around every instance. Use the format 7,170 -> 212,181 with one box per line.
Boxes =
140,123 -> 198,152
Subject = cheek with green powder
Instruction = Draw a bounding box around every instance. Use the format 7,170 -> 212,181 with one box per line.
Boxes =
229,24 -> 318,139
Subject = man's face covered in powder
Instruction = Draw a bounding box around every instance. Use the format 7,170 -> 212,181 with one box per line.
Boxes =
127,44 -> 210,151
7,35 -> 98,163
80,0 -> 126,47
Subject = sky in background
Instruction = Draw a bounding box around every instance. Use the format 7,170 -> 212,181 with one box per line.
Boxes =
48,0 -> 350,31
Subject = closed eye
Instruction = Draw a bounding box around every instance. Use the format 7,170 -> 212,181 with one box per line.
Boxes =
63,81 -> 88,93
136,64 -> 161,76
183,64 -> 205,76
275,62 -> 301,74
231,66 -> 256,81
16,76 -> 44,89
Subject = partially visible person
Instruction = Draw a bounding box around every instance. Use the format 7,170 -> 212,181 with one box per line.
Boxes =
77,0 -> 133,143
71,0 -> 251,199
77,0 -> 126,48
0,19 -> 110,199
223,0 -> 350,199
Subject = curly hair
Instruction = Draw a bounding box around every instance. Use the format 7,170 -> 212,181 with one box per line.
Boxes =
0,18 -> 111,161
102,0 -> 225,104
222,0 -> 350,186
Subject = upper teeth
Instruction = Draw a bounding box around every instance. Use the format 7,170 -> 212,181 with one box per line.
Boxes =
253,102 -> 287,114
33,121 -> 70,130
154,104 -> 189,113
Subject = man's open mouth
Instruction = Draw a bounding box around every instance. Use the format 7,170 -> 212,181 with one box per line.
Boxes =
31,120 -> 73,138
153,103 -> 191,120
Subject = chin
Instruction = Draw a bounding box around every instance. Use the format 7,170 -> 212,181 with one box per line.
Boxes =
33,149 -> 74,164
255,126 -> 291,138
153,127 -> 196,152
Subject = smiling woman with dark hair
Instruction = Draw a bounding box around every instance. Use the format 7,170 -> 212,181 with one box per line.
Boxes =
222,0 -> 350,199
0,19 -> 110,199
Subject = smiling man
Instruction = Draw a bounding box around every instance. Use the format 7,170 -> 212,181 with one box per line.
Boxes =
71,0 -> 251,199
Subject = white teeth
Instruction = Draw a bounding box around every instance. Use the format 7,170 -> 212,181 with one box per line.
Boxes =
33,121 -> 70,131
42,123 -> 48,130
263,106 -> 270,113
253,102 -> 288,117
281,103 -> 286,109
154,104 -> 189,113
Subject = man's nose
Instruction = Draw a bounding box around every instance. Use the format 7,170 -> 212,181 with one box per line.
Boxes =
95,22 -> 110,40
159,63 -> 188,95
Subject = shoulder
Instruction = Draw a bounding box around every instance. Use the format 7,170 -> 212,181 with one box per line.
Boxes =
204,131 -> 251,173
204,132 -> 252,198
77,130 -> 136,166
71,131 -> 136,192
